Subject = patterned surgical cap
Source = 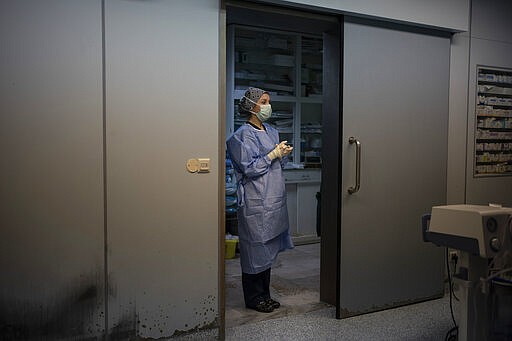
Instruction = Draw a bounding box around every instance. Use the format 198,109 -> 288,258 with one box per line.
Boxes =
238,87 -> 268,114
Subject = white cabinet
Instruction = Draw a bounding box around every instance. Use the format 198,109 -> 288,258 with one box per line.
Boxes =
475,66 -> 512,176
285,170 -> 321,244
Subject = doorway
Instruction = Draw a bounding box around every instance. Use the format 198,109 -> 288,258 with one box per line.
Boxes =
222,1 -> 342,329
221,2 -> 452,338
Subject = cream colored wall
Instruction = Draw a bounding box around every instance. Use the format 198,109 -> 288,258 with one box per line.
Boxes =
268,0 -> 469,31
448,0 -> 512,206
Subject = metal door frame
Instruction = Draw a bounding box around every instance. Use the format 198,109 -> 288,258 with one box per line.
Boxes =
219,2 -> 344,337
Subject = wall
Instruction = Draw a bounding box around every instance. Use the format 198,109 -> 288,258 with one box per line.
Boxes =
447,0 -> 512,206
0,0 -> 105,338
0,0 -> 220,339
268,0 -> 469,32
2,0 -> 510,339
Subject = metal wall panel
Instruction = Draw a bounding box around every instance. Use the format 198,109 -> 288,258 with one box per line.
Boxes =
105,0 -> 219,338
471,0 -> 512,44
466,37 -> 512,207
463,0 -> 512,206
267,0 -> 469,32
447,33 -> 471,204
340,19 -> 449,315
447,0 -> 512,206
0,0 -> 105,338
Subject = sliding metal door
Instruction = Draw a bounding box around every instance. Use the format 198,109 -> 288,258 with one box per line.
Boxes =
339,19 -> 449,316
0,1 -> 105,338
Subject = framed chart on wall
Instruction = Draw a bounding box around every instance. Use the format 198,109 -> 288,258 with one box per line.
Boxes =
474,66 -> 512,177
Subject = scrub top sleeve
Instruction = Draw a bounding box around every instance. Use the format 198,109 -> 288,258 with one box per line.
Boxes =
227,134 -> 272,179
279,155 -> 289,168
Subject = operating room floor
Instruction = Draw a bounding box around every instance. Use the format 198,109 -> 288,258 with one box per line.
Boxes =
225,242 -> 329,328
172,242 -> 457,340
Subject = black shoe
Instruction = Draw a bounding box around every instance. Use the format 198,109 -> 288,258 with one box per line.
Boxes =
266,298 -> 280,309
247,300 -> 274,313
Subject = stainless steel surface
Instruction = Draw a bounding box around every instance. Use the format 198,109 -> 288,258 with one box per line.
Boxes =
347,137 -> 361,194
0,0 -> 105,338
105,0 -> 219,338
340,18 -> 449,316
319,22 -> 342,308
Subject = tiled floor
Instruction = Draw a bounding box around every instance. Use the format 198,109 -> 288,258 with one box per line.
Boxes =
225,243 -> 330,328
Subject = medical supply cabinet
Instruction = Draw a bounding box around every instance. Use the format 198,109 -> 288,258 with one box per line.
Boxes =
475,66 -> 512,176
226,25 -> 323,243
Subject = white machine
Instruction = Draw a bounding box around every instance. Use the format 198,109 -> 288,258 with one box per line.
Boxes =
423,204 -> 512,341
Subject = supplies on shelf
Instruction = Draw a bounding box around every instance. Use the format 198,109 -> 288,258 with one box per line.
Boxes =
272,111 -> 293,119
301,123 -> 322,134
228,25 -> 323,171
477,117 -> 512,129
476,142 -> 512,152
478,73 -> 512,83
474,66 -> 512,176
476,129 -> 512,140
274,118 -> 293,126
476,153 -> 512,163
475,164 -> 512,175
234,28 -> 296,96
478,85 -> 512,95
476,105 -> 512,117
478,96 -> 512,106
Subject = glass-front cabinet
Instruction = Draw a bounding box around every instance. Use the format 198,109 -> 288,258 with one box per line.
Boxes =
226,25 -> 323,243
227,25 -> 323,170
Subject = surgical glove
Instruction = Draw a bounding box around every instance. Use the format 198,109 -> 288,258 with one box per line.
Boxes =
268,141 -> 293,160
267,144 -> 283,160
280,142 -> 293,157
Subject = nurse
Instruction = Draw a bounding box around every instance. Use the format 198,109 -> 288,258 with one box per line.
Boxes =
227,87 -> 294,313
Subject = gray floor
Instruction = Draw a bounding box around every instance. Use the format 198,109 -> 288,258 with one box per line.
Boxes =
172,243 -> 458,340
225,243 -> 329,328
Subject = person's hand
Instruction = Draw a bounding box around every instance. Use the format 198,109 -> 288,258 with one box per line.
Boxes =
278,141 -> 293,157
268,141 -> 293,160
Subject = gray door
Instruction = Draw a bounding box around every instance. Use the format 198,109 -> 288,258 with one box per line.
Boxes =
339,19 -> 450,316
0,1 -> 105,338
105,1 -> 220,338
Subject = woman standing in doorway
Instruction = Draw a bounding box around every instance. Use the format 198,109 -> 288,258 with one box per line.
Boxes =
227,87 -> 294,313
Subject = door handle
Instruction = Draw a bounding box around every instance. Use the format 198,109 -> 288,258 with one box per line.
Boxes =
348,137 -> 361,194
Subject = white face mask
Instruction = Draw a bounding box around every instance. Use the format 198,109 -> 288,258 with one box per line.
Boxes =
244,96 -> 272,122
255,104 -> 272,122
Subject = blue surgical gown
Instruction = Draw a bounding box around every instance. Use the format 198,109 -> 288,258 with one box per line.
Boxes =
227,123 -> 294,274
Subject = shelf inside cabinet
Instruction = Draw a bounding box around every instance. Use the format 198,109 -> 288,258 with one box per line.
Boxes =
477,139 -> 512,143
228,24 -> 323,170
475,150 -> 512,154
476,127 -> 512,132
478,92 -> 512,98
478,80 -> 512,88
477,115 -> 512,118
